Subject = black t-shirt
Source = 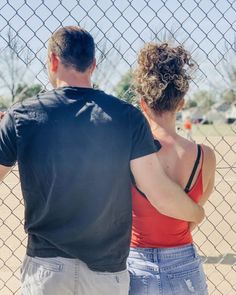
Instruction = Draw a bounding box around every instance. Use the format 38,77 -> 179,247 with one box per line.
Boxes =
0,87 -> 158,272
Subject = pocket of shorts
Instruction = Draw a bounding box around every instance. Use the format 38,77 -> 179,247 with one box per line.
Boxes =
167,260 -> 207,294
128,261 -> 156,295
29,257 -> 64,272
161,257 -> 201,273
127,259 -> 161,295
20,256 -> 29,275
129,274 -> 149,295
23,257 -> 64,286
128,260 -> 159,274
20,255 -> 31,281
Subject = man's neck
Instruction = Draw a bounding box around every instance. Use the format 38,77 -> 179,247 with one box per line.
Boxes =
56,80 -> 92,88
55,68 -> 93,89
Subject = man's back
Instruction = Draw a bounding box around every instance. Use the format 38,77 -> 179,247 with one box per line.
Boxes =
3,86 -> 155,272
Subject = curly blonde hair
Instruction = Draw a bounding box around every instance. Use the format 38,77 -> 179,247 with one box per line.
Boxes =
134,43 -> 195,113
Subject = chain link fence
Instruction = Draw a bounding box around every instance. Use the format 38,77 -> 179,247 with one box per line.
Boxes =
0,0 -> 236,294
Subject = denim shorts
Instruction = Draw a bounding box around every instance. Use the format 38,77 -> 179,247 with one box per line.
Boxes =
127,244 -> 208,295
20,255 -> 129,295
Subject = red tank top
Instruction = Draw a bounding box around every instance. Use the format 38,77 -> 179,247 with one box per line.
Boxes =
131,145 -> 203,248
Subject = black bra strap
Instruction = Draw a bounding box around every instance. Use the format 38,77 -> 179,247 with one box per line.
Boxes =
135,186 -> 147,199
184,144 -> 202,193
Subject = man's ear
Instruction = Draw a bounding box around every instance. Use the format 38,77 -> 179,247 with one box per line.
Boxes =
89,58 -> 96,74
49,52 -> 59,72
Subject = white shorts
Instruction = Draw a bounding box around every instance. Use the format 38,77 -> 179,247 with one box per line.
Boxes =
21,255 -> 130,295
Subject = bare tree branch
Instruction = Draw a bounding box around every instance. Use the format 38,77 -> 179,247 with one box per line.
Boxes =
0,29 -> 31,102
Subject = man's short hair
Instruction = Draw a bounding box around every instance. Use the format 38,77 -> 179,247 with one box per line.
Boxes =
48,26 -> 95,72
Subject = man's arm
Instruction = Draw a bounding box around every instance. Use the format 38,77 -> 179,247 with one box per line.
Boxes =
0,111 -> 5,120
0,110 -> 17,176
131,152 -> 205,224
0,165 -> 12,182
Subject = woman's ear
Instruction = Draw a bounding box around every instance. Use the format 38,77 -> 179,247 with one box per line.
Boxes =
177,98 -> 185,112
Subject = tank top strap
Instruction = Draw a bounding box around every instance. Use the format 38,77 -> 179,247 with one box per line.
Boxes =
184,144 -> 202,193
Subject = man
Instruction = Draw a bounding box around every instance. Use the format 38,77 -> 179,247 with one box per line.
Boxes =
0,26 -> 204,295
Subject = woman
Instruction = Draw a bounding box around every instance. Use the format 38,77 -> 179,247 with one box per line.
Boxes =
128,43 -> 216,295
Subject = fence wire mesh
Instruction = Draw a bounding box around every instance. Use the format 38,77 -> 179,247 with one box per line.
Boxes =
0,0 -> 236,294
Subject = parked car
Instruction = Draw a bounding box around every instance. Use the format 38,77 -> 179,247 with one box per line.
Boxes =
225,102 -> 236,124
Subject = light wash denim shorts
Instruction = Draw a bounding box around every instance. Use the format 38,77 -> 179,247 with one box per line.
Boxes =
127,244 -> 208,295
20,255 -> 129,295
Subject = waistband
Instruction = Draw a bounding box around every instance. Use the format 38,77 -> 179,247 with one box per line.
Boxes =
129,244 -> 198,262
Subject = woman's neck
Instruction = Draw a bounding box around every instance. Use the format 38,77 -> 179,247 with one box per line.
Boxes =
146,111 -> 178,141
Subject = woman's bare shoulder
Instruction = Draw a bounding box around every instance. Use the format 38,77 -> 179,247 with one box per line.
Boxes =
201,144 -> 216,190
201,144 -> 216,167
177,135 -> 197,153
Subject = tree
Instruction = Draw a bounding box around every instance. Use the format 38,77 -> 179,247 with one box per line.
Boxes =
222,89 -> 236,104
0,96 -> 10,110
190,90 -> 215,113
219,39 -> 236,103
114,71 -> 136,105
0,29 -> 31,102
184,99 -> 198,109
15,84 -> 43,101
92,39 -> 121,92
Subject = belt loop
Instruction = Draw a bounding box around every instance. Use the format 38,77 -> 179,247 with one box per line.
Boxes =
193,244 -> 198,258
154,248 -> 158,263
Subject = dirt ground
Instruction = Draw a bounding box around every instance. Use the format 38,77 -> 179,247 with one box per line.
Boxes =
0,132 -> 236,294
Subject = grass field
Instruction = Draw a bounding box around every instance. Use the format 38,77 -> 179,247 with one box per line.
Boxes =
0,126 -> 236,294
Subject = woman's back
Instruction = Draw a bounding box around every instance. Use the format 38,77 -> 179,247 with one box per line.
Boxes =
156,136 -> 202,192
128,42 -> 215,295
131,135 -> 210,248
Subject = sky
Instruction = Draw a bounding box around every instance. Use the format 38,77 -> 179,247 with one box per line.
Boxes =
0,0 -> 235,96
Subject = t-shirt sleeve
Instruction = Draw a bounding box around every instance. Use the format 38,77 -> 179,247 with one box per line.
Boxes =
130,107 -> 161,160
0,110 -> 17,166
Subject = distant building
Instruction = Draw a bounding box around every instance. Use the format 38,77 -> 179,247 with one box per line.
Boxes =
205,109 -> 225,123
205,101 -> 236,124
178,102 -> 236,124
